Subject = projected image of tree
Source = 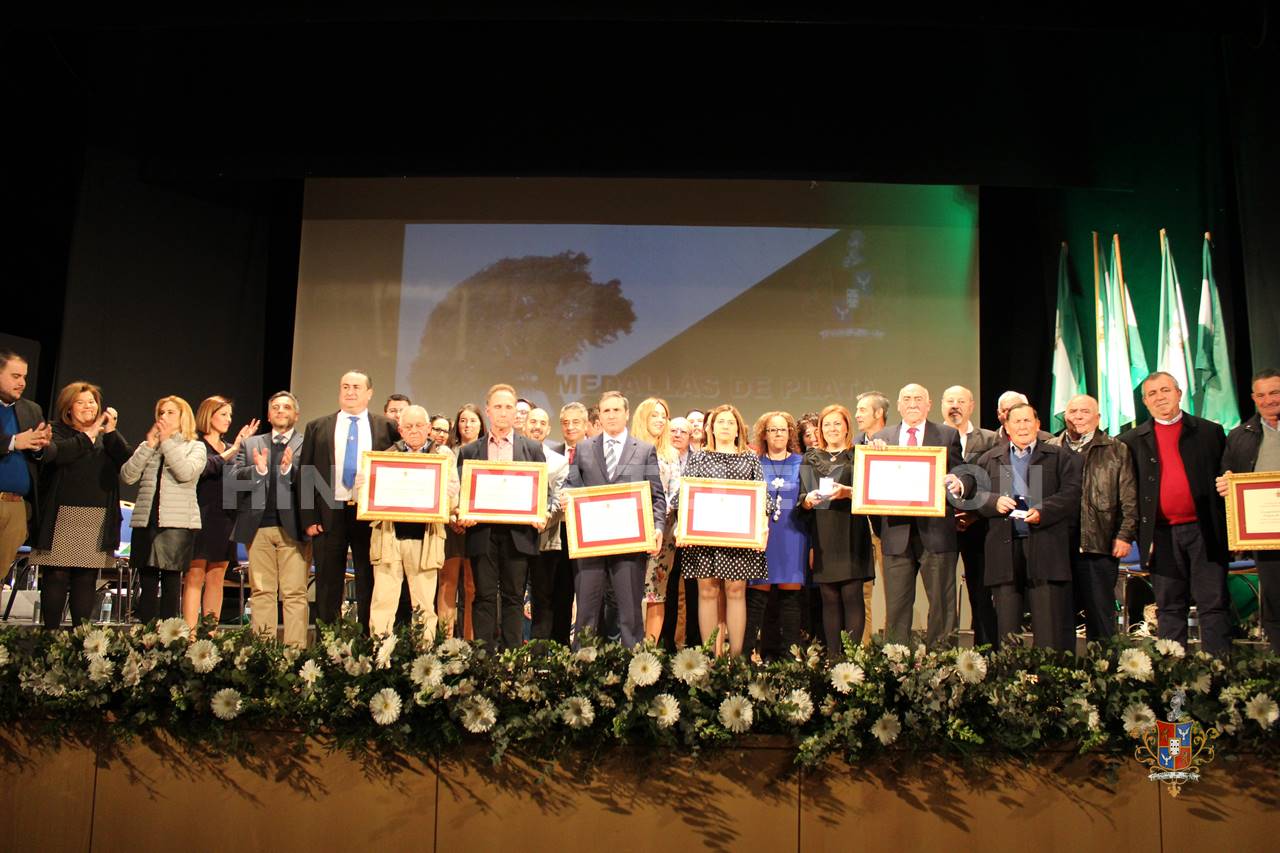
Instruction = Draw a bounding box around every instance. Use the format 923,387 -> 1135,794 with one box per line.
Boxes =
410,251 -> 635,412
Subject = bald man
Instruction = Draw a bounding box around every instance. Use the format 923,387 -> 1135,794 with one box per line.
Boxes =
1046,394 -> 1137,641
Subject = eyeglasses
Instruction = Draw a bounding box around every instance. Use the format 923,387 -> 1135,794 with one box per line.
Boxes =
765,428 -> 789,434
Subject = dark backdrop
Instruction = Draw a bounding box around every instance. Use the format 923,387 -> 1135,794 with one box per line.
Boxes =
4,7 -> 1277,435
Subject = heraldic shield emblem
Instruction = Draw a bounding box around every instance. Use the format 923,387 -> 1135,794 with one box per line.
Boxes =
1135,691 -> 1219,796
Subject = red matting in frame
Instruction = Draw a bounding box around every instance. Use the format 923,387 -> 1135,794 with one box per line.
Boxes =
851,445 -> 947,517
1226,473 -> 1280,550
564,481 -> 655,559
458,459 -> 547,524
678,477 -> 765,548
356,451 -> 449,523
368,460 -> 442,515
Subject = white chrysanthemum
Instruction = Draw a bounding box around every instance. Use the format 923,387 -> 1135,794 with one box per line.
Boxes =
882,643 -> 910,663
718,694 -> 754,733
439,637 -> 470,658
829,662 -> 865,694
649,693 -> 681,728
369,688 -> 403,726
747,680 -> 775,702
574,645 -> 598,663
1190,672 -> 1212,694
121,655 -> 141,689
375,634 -> 398,669
871,712 -> 902,745
785,689 -> 814,724
561,695 -> 596,729
955,649 -> 988,685
0,644 -> 11,667
157,617 -> 189,645
1121,702 -> 1157,737
234,647 -> 252,670
298,659 -> 323,686
1154,638 -> 1185,658
344,655 -> 372,677
82,630 -> 110,659
211,687 -> 242,720
1245,693 -> 1279,728
410,654 -> 444,688
87,656 -> 114,684
1117,648 -> 1154,682
460,695 -> 497,733
186,639 -> 222,674
672,648 -> 709,685
628,651 -> 662,687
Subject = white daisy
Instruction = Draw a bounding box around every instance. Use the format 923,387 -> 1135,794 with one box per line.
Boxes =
1117,648 -> 1154,682
82,630 -> 110,660
649,693 -> 681,728
718,694 -> 754,733
955,649 -> 988,685
211,687 -> 242,721
87,656 -> 114,684
460,695 -> 497,733
561,695 -> 596,729
1244,693 -> 1279,728
343,655 -> 372,677
672,648 -> 710,686
829,662 -> 865,695
574,645 -> 598,663
1190,672 -> 1212,695
375,634 -> 398,670
871,712 -> 902,745
234,647 -> 252,670
439,637 -> 470,658
409,654 -> 444,688
882,643 -> 910,663
369,688 -> 403,726
121,655 -> 141,689
747,680 -> 775,702
186,639 -> 222,674
785,689 -> 814,724
156,617 -> 189,646
1154,638 -> 1186,658
298,659 -> 323,686
1121,702 -> 1156,737
628,651 -> 662,687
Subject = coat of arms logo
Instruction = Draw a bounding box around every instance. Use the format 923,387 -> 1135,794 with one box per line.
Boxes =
1134,690 -> 1219,796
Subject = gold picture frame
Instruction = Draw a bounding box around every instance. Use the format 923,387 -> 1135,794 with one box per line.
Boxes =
356,451 -> 451,523
458,459 -> 549,525
674,476 -> 767,549
851,445 -> 948,518
563,481 -> 656,559
1224,470 -> 1280,551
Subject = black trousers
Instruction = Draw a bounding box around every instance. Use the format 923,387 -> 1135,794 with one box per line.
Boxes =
990,538 -> 1074,651
959,524 -> 998,647
39,566 -> 97,629
1257,553 -> 1280,654
313,503 -> 374,629
819,580 -> 866,659
660,558 -> 683,651
135,568 -> 181,623
472,528 -> 530,650
1072,550 -> 1119,641
529,539 -> 574,644
1151,522 -> 1230,656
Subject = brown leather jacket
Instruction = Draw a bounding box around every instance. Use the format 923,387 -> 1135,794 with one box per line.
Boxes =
1048,428 -> 1138,555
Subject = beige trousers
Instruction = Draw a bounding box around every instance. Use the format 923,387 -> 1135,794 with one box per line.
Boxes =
0,499 -> 29,572
247,526 -> 311,648
370,538 -> 439,638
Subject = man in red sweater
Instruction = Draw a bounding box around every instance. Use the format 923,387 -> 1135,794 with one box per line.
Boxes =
1118,372 -> 1230,655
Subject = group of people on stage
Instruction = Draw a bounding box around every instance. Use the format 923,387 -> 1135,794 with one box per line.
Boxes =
2,343 -> 1278,659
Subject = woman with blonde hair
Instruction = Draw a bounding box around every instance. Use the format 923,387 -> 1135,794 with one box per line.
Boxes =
185,396 -> 258,628
121,396 -> 206,623
632,397 -> 679,641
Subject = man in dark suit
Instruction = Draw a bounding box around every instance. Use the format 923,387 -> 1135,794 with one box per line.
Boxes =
0,349 -> 52,576
942,384 -> 1000,647
230,391 -> 309,647
565,391 -> 665,648
299,371 -> 398,630
870,383 -> 966,647
456,383 -> 552,649
976,403 -> 1083,651
1119,371 -> 1230,655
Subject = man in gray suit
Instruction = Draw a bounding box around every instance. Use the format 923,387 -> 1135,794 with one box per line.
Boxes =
871,383 -> 966,647
565,390 -> 665,648
230,391 -> 309,647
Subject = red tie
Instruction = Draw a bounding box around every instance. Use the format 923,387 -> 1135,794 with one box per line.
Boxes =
907,427 -> 919,446
567,446 -> 575,464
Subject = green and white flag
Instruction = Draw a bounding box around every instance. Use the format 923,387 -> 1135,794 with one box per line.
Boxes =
1194,233 -> 1240,428
1050,242 -> 1086,432
1094,233 -> 1136,433
1157,229 -> 1195,411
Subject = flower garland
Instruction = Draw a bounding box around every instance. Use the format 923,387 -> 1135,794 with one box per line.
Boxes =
1,621 -> 1277,768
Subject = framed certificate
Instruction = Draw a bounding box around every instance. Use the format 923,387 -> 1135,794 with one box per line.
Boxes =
1224,471 -> 1280,551
851,445 -> 947,517
675,477 -> 766,549
356,451 -> 450,523
563,481 -> 655,559
459,459 -> 548,525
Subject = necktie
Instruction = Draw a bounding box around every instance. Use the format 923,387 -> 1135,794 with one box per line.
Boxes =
605,439 -> 619,479
567,446 -> 575,465
907,427 -> 919,446
342,415 -> 359,489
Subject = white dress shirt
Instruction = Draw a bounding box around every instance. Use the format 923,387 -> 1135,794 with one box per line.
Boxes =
898,420 -> 928,447
333,409 -> 372,501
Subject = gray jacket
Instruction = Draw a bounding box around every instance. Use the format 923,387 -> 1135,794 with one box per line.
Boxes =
121,437 -> 206,529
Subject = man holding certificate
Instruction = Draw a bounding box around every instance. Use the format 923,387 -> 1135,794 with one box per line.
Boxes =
1217,367 -> 1280,652
565,390 -> 665,649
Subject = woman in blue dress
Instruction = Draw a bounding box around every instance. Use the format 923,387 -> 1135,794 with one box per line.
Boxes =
743,411 -> 808,660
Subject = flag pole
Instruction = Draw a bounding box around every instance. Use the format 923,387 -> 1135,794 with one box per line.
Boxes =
1092,231 -> 1103,403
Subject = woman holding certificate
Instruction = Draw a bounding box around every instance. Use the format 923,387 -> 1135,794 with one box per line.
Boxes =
439,403 -> 483,638
633,397 -> 679,641
746,411 -> 807,658
800,404 -> 874,658
680,404 -> 767,657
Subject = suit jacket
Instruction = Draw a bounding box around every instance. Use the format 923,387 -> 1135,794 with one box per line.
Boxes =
1118,413 -> 1227,571
961,426 -> 1000,464
544,439 -> 566,456
975,440 -> 1082,583
456,432 -> 549,557
0,397 -> 52,537
566,432 -> 667,539
871,420 -> 965,555
230,431 -> 306,544
298,410 -> 399,532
